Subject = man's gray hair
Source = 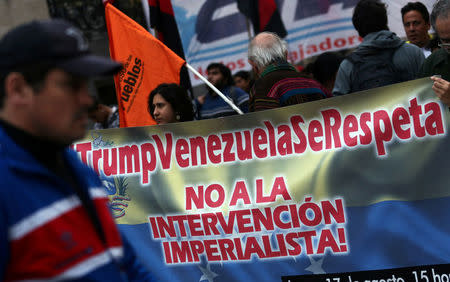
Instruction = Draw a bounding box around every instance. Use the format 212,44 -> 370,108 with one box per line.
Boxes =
248,32 -> 288,70
431,0 -> 450,30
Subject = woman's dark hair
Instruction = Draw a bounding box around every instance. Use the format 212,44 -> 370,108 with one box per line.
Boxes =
352,0 -> 389,38
147,83 -> 194,122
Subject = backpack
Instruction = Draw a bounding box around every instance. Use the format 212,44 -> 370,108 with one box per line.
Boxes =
347,43 -> 405,92
228,86 -> 238,105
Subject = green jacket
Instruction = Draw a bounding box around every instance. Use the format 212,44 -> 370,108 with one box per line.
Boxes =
419,48 -> 450,81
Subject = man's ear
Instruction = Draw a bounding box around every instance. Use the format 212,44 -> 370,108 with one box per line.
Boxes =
3,72 -> 34,106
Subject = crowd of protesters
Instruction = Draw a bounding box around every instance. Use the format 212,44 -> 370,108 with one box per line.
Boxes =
89,0 -> 450,129
141,0 -> 449,126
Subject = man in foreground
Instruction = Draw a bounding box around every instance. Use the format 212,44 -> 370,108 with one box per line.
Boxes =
420,0 -> 450,107
0,19 -> 155,281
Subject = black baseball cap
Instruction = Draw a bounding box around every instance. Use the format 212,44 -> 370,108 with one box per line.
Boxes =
0,19 -> 121,76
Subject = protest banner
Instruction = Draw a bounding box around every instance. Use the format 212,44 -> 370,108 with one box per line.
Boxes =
171,0 -> 436,86
74,78 -> 450,281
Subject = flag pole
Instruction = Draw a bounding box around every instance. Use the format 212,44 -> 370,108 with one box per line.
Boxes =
245,18 -> 253,42
141,0 -> 154,35
185,63 -> 244,115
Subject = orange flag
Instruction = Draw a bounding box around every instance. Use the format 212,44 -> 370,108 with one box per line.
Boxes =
105,3 -> 185,127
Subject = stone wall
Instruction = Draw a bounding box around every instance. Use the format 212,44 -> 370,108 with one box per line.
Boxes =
0,0 -> 49,37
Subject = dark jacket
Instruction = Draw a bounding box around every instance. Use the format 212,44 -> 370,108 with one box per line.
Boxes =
0,125 -> 155,281
333,30 -> 425,95
249,61 -> 327,112
419,48 -> 450,81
